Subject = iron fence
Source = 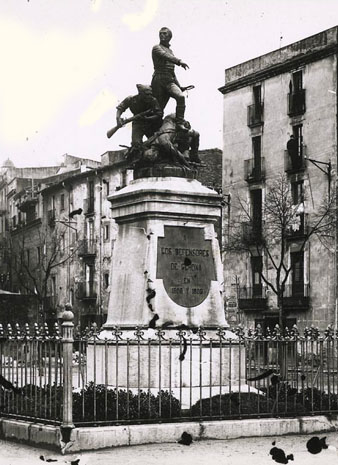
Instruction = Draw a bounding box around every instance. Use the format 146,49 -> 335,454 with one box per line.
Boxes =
0,317 -> 338,427
0,322 -> 63,424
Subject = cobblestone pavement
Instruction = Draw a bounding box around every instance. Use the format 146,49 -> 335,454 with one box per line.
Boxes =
1,432 -> 338,465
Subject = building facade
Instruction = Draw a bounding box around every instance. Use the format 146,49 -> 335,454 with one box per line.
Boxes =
0,148 -> 222,328
219,26 -> 338,331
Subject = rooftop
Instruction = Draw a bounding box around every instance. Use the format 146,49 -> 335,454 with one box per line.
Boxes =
219,25 -> 338,94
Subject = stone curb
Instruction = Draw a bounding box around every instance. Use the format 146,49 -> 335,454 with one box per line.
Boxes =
0,416 -> 337,453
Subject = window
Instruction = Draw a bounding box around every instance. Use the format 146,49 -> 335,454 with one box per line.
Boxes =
288,70 -> 305,116
253,85 -> 262,107
250,189 -> 262,237
248,85 -> 263,126
60,234 -> 65,255
89,180 -> 94,199
105,181 -> 110,196
291,251 -> 304,296
251,256 -> 263,297
85,263 -> 95,297
87,220 -> 94,244
104,273 -> 109,289
104,224 -> 110,241
287,125 -> 304,170
292,71 -> 303,92
252,136 -> 262,179
293,124 -> 303,156
69,189 -> 74,211
87,180 -> 95,213
292,180 -> 304,204
60,194 -> 65,211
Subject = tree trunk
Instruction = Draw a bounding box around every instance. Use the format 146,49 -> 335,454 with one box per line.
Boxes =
277,296 -> 287,378
278,295 -> 284,328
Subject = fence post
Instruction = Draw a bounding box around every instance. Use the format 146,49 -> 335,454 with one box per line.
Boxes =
61,304 -> 74,429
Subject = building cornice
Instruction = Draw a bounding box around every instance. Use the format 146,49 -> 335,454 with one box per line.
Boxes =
219,44 -> 338,94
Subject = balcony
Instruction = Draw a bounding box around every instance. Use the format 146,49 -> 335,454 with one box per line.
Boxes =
287,89 -> 306,116
242,221 -> 263,245
78,239 -> 96,256
17,193 -> 38,213
284,146 -> 307,173
84,197 -> 95,215
238,286 -> 267,311
283,284 -> 309,310
47,209 -> 56,228
244,157 -> 265,183
247,103 -> 264,127
77,281 -> 97,300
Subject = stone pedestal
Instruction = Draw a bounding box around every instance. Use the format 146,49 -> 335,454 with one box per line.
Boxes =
87,174 -> 246,405
103,175 -> 226,328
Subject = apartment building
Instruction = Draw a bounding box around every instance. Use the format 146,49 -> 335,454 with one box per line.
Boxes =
2,152 -> 128,327
0,147 -> 222,328
219,26 -> 338,331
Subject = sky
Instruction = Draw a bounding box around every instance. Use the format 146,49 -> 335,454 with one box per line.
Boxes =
1,0 -> 338,168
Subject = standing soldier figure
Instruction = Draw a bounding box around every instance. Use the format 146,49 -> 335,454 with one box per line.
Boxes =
151,27 -> 189,132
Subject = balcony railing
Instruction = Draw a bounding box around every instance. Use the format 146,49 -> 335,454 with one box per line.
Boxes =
247,103 -> 264,127
18,194 -> 38,213
287,89 -> 306,116
238,286 -> 267,311
283,283 -> 309,310
284,146 -> 307,173
84,197 -> 95,215
78,239 -> 96,256
244,157 -> 265,183
77,281 -> 97,300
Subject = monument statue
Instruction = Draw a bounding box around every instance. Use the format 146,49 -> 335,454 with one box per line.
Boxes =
96,27 -> 236,403
106,27 -> 200,174
175,121 -> 201,163
151,27 -> 189,132
124,114 -> 201,172
107,84 -> 162,141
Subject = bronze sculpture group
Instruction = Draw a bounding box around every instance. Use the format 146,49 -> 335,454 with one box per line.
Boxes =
107,27 -> 200,170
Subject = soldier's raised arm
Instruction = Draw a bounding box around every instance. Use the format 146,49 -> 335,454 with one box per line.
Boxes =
152,44 -> 189,69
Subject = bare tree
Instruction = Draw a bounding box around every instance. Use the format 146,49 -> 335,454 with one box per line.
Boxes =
225,174 -> 336,328
8,223 -> 78,321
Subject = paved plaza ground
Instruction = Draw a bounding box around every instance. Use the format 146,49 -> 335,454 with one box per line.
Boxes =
1,431 -> 338,465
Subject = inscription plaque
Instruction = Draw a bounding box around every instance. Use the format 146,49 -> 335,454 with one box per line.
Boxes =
156,226 -> 216,307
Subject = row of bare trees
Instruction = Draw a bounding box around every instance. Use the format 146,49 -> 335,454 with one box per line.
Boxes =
6,223 -> 78,320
